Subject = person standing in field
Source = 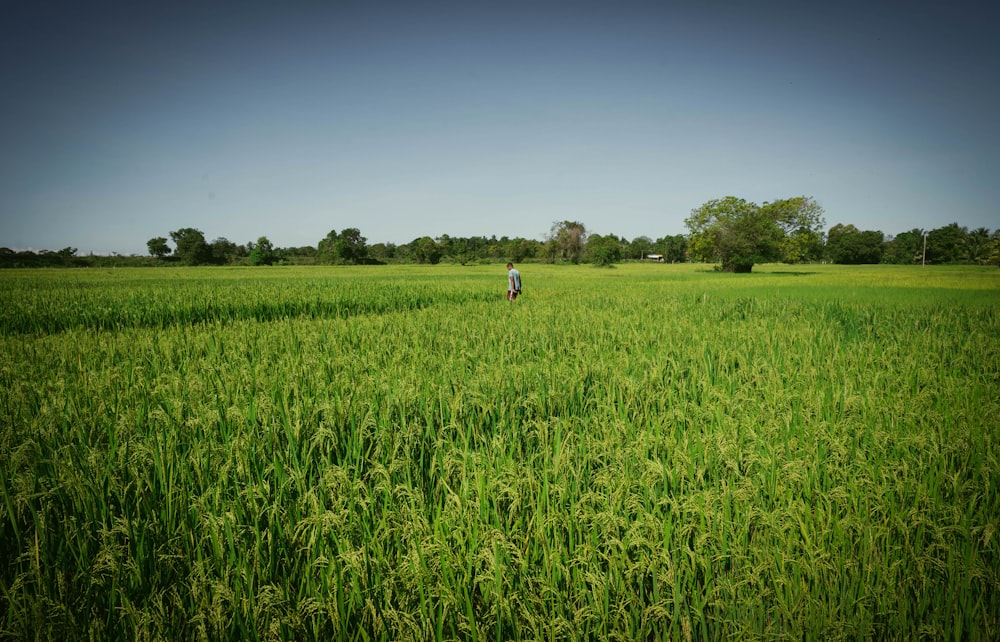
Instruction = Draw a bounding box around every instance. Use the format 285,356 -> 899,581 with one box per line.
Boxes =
507,262 -> 521,301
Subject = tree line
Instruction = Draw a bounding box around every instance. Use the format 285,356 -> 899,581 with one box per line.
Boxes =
3,195 -> 998,269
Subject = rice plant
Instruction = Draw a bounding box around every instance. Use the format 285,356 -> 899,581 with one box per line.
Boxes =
1,263 -> 997,640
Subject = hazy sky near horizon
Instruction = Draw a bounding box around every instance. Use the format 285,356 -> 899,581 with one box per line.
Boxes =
2,0 -> 998,255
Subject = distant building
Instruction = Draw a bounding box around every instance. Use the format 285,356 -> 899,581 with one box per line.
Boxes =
645,254 -> 665,262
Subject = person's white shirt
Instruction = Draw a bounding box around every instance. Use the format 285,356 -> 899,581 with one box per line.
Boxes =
508,267 -> 521,291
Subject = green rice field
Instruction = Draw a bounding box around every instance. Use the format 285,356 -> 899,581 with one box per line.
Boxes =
1,263 -> 998,640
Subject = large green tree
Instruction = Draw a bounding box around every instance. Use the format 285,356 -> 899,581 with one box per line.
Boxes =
317,230 -> 339,263
987,230 -> 1000,266
210,237 -> 241,265
169,228 -> 210,265
826,224 -> 885,264
884,229 -> 924,264
925,222 -> 967,264
967,227 -> 993,265
411,236 -> 442,264
336,228 -> 368,264
368,242 -> 397,263
317,228 -> 368,264
765,197 -> 826,263
686,196 -> 823,273
686,196 -> 773,272
548,221 -> 587,264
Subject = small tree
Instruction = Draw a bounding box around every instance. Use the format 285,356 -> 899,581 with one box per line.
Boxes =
249,236 -> 275,265
584,234 -> 623,266
411,236 -> 442,264
147,237 -> 171,258
541,237 -> 559,264
657,234 -> 688,263
629,236 -> 654,260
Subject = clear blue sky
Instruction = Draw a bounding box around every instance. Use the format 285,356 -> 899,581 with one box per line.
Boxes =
2,0 -> 997,255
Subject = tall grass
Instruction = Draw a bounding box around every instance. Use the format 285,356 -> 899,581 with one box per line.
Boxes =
1,264 -> 998,640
